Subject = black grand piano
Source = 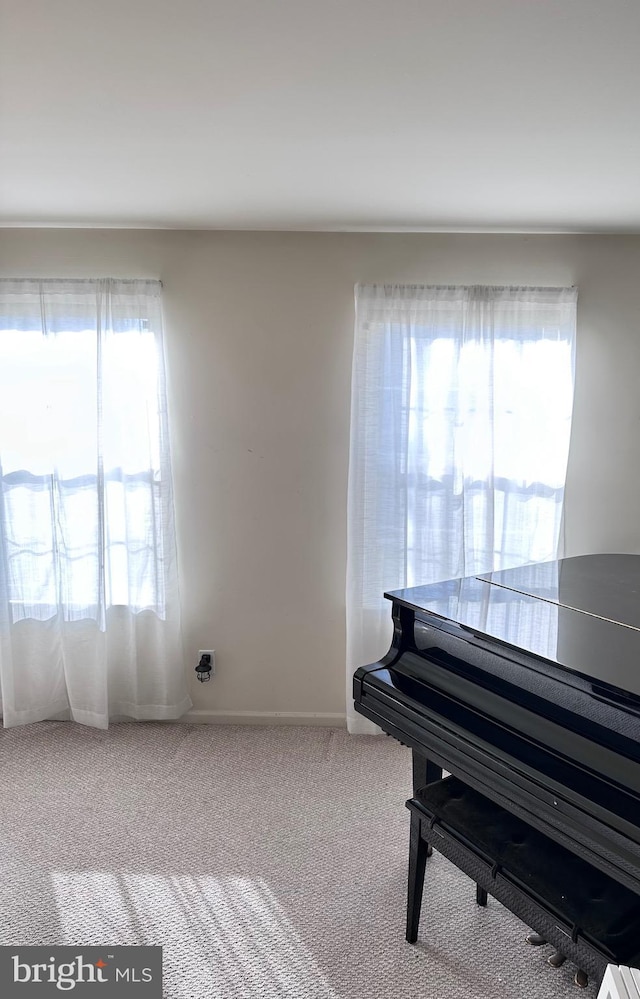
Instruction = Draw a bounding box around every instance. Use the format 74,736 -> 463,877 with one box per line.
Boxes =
353,553 -> 640,987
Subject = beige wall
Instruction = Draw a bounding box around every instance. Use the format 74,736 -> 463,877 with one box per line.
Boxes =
1,230 -> 640,721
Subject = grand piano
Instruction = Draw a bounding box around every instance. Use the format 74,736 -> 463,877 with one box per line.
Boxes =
353,553 -> 640,984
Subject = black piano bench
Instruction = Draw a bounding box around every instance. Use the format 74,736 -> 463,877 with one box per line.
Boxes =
406,776 -> 640,989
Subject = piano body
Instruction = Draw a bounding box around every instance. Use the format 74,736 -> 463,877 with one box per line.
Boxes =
353,553 -> 640,911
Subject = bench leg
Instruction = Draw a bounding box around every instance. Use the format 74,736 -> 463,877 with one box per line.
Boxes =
476,884 -> 488,907
406,811 -> 428,943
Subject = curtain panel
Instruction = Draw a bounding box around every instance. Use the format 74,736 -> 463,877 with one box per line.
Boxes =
346,284 -> 577,733
0,278 -> 192,728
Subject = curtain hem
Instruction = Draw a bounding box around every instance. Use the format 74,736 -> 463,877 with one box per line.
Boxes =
0,694 -> 194,729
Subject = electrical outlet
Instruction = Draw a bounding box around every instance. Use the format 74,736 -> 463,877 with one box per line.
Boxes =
198,650 -> 215,675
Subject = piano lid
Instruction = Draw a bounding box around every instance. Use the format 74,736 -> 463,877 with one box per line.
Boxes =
478,553 -> 640,631
386,554 -> 640,703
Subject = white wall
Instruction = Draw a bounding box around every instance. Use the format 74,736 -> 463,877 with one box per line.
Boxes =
1,229 -> 639,722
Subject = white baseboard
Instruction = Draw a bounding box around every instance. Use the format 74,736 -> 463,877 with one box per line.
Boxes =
180,709 -> 347,727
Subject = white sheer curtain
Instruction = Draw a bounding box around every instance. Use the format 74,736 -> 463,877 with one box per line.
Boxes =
346,284 -> 577,733
0,278 -> 192,728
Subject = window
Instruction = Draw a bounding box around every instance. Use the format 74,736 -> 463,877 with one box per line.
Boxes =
0,279 -> 174,624
346,283 -> 577,732
401,315 -> 575,581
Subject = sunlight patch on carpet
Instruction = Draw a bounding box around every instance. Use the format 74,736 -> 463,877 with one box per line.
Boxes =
50,872 -> 340,998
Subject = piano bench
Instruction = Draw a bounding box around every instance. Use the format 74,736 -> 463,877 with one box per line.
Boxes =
406,776 -> 640,987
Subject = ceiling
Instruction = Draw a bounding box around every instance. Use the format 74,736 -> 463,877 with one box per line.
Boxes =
2,0 -> 640,231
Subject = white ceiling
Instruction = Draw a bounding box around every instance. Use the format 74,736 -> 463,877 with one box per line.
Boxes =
2,0 -> 640,231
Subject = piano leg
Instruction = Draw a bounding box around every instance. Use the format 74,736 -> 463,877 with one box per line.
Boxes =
412,753 -> 442,859
406,810 -> 428,944
476,885 -> 488,907
412,751 -> 442,794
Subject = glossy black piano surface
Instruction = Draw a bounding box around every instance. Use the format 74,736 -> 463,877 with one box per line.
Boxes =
353,553 -> 640,896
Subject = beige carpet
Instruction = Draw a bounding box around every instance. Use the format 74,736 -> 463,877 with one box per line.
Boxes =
0,722 -> 598,998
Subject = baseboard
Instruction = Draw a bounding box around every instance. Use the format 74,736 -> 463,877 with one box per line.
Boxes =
180,709 -> 347,727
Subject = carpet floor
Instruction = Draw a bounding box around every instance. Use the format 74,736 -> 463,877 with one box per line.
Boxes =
0,722 -> 598,998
